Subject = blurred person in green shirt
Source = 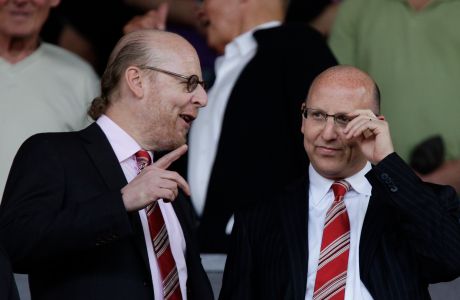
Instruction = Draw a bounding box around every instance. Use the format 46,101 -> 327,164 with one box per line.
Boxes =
329,0 -> 460,193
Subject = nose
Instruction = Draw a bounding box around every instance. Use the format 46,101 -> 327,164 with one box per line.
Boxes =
320,117 -> 338,141
192,85 -> 208,108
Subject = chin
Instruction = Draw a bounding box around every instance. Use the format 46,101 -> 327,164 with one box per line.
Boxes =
312,161 -> 345,179
157,136 -> 186,152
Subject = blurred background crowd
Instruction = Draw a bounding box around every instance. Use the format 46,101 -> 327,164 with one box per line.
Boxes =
1,0 -> 459,298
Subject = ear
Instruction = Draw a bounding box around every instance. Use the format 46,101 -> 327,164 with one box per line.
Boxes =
125,66 -> 144,98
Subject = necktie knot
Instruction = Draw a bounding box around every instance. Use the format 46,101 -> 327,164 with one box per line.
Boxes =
332,180 -> 350,201
135,150 -> 151,171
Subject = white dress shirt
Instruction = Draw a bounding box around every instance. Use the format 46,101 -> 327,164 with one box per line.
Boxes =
97,115 -> 188,300
305,163 -> 374,300
188,21 -> 282,216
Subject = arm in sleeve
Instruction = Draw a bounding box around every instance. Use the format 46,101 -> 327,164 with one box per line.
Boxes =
0,134 -> 132,272
370,152 -> 460,281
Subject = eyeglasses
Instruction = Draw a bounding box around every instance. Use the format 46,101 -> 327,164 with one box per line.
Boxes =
301,104 -> 352,128
140,65 -> 205,93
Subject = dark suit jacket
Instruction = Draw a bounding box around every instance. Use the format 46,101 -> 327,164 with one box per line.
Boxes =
179,24 -> 337,253
0,123 -> 213,300
219,153 -> 460,299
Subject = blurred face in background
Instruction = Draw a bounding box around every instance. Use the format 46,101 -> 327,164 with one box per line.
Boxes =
199,0 -> 243,54
0,0 -> 60,40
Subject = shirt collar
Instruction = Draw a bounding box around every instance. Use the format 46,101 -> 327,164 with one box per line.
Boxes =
223,21 -> 281,59
96,114 -> 143,163
309,162 -> 372,206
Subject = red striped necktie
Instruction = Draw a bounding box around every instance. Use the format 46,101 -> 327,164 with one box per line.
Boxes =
135,150 -> 182,300
313,180 -> 351,300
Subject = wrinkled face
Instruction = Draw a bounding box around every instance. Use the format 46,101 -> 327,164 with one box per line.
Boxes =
200,0 -> 242,53
141,51 -> 208,151
0,0 -> 59,39
301,81 -> 376,179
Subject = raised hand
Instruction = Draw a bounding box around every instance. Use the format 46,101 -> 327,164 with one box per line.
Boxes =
343,110 -> 394,165
121,144 -> 190,212
123,3 -> 169,34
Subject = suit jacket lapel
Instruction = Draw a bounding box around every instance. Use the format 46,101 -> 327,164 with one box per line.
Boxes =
281,176 -> 309,299
78,123 -> 150,271
172,195 -> 193,258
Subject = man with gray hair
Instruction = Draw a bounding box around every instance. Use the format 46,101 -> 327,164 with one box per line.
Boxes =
0,0 -> 99,198
0,30 -> 213,300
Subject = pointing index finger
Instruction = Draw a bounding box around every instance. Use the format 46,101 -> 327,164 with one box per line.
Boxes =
153,144 -> 188,170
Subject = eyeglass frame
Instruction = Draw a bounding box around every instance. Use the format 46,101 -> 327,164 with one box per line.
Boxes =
139,65 -> 205,93
301,103 -> 354,128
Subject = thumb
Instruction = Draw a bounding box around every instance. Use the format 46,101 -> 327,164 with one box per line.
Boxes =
153,144 -> 187,170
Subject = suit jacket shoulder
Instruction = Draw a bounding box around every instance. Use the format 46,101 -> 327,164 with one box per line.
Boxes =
220,176 -> 310,300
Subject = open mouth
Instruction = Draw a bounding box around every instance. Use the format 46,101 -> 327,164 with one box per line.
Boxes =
179,114 -> 196,125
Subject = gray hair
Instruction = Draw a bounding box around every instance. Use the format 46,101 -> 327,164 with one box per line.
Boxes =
88,30 -> 157,120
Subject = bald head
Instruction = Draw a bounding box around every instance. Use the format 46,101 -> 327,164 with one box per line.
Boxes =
89,30 -> 198,120
306,65 -> 381,113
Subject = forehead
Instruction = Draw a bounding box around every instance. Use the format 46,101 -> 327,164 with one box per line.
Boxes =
170,51 -> 201,74
307,81 -> 375,113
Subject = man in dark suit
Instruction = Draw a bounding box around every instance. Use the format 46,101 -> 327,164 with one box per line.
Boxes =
0,30 -> 213,300
186,0 -> 337,253
219,65 -> 460,299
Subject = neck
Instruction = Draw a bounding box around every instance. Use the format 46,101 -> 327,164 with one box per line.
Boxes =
0,34 -> 40,64
105,102 -> 157,151
239,2 -> 283,37
408,0 -> 432,11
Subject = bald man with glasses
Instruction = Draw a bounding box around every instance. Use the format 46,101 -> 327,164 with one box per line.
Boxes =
220,65 -> 460,300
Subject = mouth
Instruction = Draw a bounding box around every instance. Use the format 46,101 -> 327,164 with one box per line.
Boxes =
316,145 -> 342,155
9,10 -> 32,19
179,113 -> 196,126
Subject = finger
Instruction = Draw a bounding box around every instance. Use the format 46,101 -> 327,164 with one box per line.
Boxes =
157,2 -> 169,30
157,187 -> 178,202
154,144 -> 188,170
155,170 -> 191,196
156,178 -> 177,190
345,117 -> 373,138
344,110 -> 377,132
165,173 -> 190,196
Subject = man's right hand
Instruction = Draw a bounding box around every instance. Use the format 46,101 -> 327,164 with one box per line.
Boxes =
123,3 -> 169,34
121,144 -> 190,212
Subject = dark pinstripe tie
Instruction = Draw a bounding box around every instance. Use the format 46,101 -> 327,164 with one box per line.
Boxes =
135,150 -> 182,300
